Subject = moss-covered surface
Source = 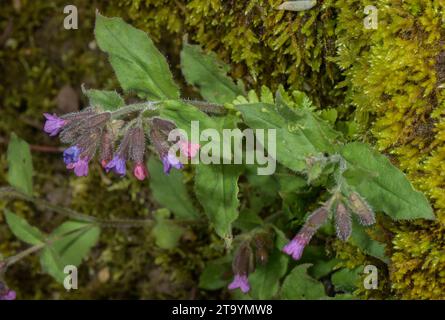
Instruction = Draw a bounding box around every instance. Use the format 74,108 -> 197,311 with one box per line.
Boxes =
1,0 -> 445,299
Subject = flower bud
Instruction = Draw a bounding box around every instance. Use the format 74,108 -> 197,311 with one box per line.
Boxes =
253,233 -> 272,265
128,127 -> 146,164
334,201 -> 352,241
348,192 -> 375,226
99,129 -> 114,167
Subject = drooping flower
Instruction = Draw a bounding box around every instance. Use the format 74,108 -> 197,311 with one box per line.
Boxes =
67,157 -> 90,177
133,162 -> 149,181
282,234 -> 309,260
283,206 -> 329,261
228,274 -> 250,293
178,140 -> 200,158
228,243 -> 252,294
63,146 -> 80,165
105,155 -> 126,176
43,113 -> 66,136
161,153 -> 183,174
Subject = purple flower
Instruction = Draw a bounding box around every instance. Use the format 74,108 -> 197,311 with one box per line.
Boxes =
0,289 -> 16,300
282,234 -> 309,261
162,153 -> 183,175
228,274 -> 250,293
105,155 -> 126,176
43,113 -> 66,136
63,146 -> 80,165
66,158 -> 89,177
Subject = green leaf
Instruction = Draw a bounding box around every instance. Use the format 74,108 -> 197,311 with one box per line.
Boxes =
40,247 -> 66,283
95,13 -> 179,100
50,221 -> 100,267
310,259 -> 341,279
341,142 -> 434,220
152,210 -> 185,249
180,43 -> 244,104
249,249 -> 288,299
4,210 -> 45,245
148,157 -> 199,219
198,257 -> 231,290
331,267 -> 362,292
83,87 -> 125,111
280,264 -> 327,299
236,103 -> 340,172
195,164 -> 242,242
349,220 -> 389,263
7,133 -> 33,196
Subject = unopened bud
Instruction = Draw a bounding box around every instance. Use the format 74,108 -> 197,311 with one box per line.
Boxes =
152,118 -> 176,135
334,202 -> 352,241
253,233 -> 272,265
348,192 -> 375,226
100,129 -> 114,166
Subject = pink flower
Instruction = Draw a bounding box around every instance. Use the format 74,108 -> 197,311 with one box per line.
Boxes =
43,113 -> 66,136
133,162 -> 149,180
67,158 -> 89,177
282,234 -> 309,261
228,274 -> 250,293
179,140 -> 200,158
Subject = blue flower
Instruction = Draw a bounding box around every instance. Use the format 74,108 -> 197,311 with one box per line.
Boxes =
105,155 -> 126,176
63,146 -> 80,165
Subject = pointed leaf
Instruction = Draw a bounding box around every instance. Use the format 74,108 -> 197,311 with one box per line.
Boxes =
95,13 -> 179,100
195,164 -> 242,241
83,88 -> 125,111
181,43 -> 244,104
280,264 -> 327,299
4,210 -> 45,245
341,142 -> 434,220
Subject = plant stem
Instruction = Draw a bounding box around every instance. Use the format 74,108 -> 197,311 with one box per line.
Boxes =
110,102 -> 158,119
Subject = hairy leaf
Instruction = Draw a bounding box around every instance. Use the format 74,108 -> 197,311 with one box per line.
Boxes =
95,13 -> 179,100
341,142 -> 434,220
236,103 -> 339,172
181,43 -> 244,104
195,164 -> 242,242
83,88 -> 125,111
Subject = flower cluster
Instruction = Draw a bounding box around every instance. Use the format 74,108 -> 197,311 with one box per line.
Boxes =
282,192 -> 375,261
43,110 -> 200,179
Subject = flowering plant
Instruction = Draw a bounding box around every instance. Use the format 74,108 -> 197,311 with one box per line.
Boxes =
0,13 -> 434,299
